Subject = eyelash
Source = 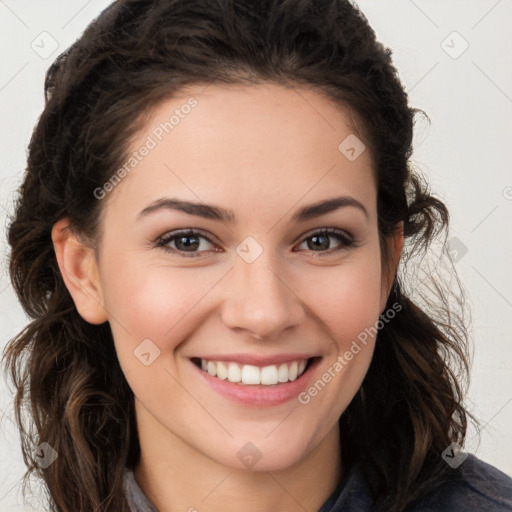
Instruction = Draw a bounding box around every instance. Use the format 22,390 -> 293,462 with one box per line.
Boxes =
155,228 -> 356,258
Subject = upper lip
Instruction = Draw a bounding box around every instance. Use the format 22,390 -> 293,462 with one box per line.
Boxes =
192,353 -> 319,367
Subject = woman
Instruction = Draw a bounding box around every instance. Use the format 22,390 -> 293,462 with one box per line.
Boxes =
2,0 -> 511,511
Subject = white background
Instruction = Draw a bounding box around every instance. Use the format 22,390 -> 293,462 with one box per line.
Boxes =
1,1 -> 511,510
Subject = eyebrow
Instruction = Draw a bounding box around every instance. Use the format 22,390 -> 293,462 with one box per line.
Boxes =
137,195 -> 369,223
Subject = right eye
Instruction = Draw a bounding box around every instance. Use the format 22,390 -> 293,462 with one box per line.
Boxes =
155,229 -> 221,258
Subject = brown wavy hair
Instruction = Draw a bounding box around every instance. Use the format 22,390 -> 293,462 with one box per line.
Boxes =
2,0 -> 475,510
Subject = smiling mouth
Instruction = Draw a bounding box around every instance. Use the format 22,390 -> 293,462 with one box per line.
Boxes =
191,357 -> 318,386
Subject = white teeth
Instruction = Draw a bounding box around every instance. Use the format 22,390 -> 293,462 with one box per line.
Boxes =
242,365 -> 260,385
216,361 -> 228,380
278,363 -> 288,383
227,363 -> 241,383
207,361 -> 217,377
289,361 -> 298,381
260,365 -> 278,385
198,358 -> 310,385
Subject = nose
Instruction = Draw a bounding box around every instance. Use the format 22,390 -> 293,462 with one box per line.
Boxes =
221,250 -> 305,340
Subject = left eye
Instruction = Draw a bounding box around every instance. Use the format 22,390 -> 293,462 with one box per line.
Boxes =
156,228 -> 355,257
295,228 -> 355,254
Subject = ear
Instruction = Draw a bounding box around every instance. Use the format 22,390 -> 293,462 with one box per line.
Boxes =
51,218 -> 108,324
379,221 -> 404,313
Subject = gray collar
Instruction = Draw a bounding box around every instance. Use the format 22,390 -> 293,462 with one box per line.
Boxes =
123,467 -> 158,512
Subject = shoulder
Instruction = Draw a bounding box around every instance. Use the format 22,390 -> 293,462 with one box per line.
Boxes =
414,454 -> 512,511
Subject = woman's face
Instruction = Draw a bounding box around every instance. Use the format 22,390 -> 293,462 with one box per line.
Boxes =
64,83 -> 402,472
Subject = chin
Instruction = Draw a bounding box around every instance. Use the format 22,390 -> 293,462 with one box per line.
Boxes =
206,433 -> 318,473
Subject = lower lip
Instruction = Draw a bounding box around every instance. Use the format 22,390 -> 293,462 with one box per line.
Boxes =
191,358 -> 320,406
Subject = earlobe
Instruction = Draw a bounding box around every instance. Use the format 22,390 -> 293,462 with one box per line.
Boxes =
380,221 -> 404,312
392,221 -> 405,267
51,218 -> 108,325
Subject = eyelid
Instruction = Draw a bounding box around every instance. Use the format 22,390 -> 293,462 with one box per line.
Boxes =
155,227 -> 356,257
293,227 -> 355,254
297,226 -> 353,243
155,229 -> 218,257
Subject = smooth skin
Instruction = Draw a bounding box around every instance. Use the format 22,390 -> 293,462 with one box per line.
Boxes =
52,83 -> 404,512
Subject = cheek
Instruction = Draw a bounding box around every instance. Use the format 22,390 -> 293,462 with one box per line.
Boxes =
303,251 -> 383,351
296,253 -> 383,414
101,235 -> 383,373
100,259 -> 221,408
99,252 -> 224,362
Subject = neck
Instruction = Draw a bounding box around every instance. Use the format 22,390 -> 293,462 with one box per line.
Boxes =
133,402 -> 343,512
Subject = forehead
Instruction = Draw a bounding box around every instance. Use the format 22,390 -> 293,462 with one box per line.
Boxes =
103,82 -> 376,222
